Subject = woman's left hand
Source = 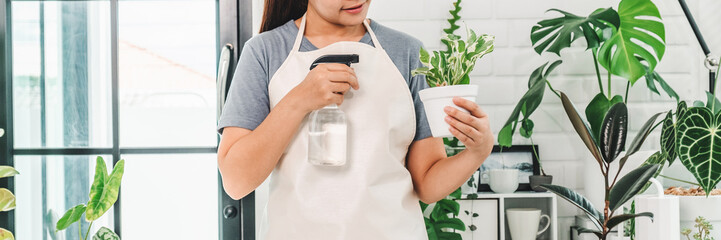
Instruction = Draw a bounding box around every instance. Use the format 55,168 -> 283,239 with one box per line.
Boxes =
444,97 -> 494,154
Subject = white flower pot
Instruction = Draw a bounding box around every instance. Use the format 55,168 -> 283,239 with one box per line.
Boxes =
678,195 -> 721,239
419,85 -> 479,138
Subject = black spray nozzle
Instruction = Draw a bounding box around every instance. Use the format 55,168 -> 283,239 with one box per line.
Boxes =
310,54 -> 360,70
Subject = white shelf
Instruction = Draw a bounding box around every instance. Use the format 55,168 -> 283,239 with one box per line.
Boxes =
454,191 -> 558,240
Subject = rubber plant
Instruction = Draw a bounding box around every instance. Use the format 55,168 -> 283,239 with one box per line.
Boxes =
541,92 -> 662,240
655,58 -> 721,196
499,0 -> 677,150
56,156 -> 125,240
0,129 -> 18,240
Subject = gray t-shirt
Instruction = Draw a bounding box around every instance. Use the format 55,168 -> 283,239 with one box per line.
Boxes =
218,19 -> 432,141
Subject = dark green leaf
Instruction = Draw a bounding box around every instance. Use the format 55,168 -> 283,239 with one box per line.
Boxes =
619,112 -> 664,169
431,199 -> 460,220
560,92 -> 604,165
585,93 -> 623,143
434,218 -> 465,231
531,8 -> 620,55
498,124 -> 513,147
576,226 -> 603,239
597,0 -> 666,84
436,231 -> 463,240
520,119 -> 534,138
609,164 -> 661,211
660,111 -> 677,165
540,184 -> 604,229
677,101 -> 688,121
644,68 -> 679,102
56,204 -> 85,231
606,212 -> 653,229
676,107 -> 721,196
600,102 -> 628,163
472,213 -> 479,217
639,151 -> 666,193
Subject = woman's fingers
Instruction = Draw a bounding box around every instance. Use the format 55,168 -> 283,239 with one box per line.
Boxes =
323,64 -> 359,90
445,115 -> 479,144
444,106 -> 481,131
452,97 -> 487,118
330,82 -> 351,95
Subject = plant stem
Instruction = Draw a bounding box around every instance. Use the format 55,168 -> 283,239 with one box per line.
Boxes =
529,137 -> 546,175
607,67 -> 612,99
84,221 -> 94,240
592,50 -> 604,93
660,174 -> 700,186
624,81 -> 630,104
78,223 -> 82,240
545,80 -> 561,98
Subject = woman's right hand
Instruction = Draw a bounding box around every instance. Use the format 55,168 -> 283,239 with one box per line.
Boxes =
284,63 -> 359,113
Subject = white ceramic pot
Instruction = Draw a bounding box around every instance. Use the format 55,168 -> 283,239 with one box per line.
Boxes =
419,85 -> 479,138
677,195 -> 721,239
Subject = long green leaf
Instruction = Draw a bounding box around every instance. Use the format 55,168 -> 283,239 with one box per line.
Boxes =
0,166 -> 18,179
560,92 -> 604,165
56,204 -> 86,231
585,93 -> 624,143
619,112 -> 664,170
92,227 -> 119,240
0,189 -> 15,212
609,164 -> 661,211
531,8 -> 620,55
660,111 -> 677,165
676,107 -> 721,196
0,228 -> 14,240
540,184 -> 604,229
86,159 -> 125,221
606,212 -> 653,229
639,151 -> 665,193
644,67 -> 679,102
600,102 -> 628,163
597,0 -> 666,84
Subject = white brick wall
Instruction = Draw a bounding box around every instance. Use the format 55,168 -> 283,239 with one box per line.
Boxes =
251,1 -> 720,239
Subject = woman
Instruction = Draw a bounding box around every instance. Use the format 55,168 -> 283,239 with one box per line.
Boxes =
217,0 -> 494,239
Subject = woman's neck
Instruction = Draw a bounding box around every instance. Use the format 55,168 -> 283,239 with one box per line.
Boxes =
294,9 -> 367,49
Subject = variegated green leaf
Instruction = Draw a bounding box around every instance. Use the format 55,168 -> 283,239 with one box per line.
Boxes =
0,166 -> 18,179
0,228 -> 14,240
86,159 -> 125,221
0,189 -> 15,212
92,227 -> 119,240
676,107 -> 721,196
56,204 -> 86,230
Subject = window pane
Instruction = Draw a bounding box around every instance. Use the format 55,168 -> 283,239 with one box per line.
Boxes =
119,1 -> 217,148
14,155 -> 114,240
120,154 -> 218,239
11,1 -> 113,148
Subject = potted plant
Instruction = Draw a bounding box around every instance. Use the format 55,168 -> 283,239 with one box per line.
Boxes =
412,27 -> 494,138
529,144 -> 551,192
0,129 -> 18,240
56,156 -> 125,240
651,60 -> 721,239
541,92 -> 663,240
681,216 -> 716,240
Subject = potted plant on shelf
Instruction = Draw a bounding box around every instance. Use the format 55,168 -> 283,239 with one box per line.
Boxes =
56,156 -> 125,240
0,129 -> 18,240
541,92 -> 663,240
412,26 -> 494,138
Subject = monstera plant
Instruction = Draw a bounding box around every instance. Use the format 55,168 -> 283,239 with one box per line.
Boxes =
540,92 -> 662,240
56,156 -> 124,240
657,60 -> 721,196
499,0 -> 677,148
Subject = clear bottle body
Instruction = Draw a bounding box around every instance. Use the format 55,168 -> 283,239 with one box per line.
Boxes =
308,104 -> 347,166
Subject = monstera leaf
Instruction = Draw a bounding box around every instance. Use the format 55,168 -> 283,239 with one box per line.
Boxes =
597,0 -> 666,84
676,107 -> 721,196
531,8 -> 620,55
498,61 -> 562,147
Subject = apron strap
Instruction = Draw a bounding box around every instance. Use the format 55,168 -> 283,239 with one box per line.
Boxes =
292,14 -> 383,52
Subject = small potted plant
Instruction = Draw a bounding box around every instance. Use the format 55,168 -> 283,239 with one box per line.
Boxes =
412,29 -> 494,138
681,216 -> 715,240
528,145 -> 552,192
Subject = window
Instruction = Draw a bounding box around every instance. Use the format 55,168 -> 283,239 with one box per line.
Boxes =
5,0 -> 222,239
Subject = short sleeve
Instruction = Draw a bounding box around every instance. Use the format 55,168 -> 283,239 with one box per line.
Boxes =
217,38 -> 270,134
409,43 -> 432,141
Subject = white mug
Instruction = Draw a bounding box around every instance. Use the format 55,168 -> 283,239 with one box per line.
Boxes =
482,169 -> 519,193
506,208 -> 550,240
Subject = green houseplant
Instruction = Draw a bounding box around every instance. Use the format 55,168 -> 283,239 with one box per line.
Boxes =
0,129 -> 18,240
56,156 -> 124,240
541,92 -> 662,240
682,216 -> 716,240
498,0 -> 676,149
412,24 -> 494,138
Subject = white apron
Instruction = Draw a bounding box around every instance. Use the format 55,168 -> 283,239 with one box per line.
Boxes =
263,15 -> 428,240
